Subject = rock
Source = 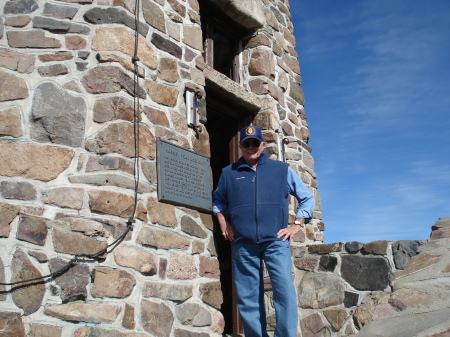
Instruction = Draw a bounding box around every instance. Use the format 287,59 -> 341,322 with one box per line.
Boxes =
143,106 -> 170,127
300,312 -> 330,337
341,255 -> 390,291
0,312 -> 25,337
88,190 -> 136,219
30,82 -> 86,147
17,214 -> 48,246
69,172 -> 154,193
92,27 -> 157,69
74,326 -> 149,337
147,197 -> 178,227
85,154 -> 134,174
113,244 -> 157,275
145,80 -> 179,107
396,253 -> 441,280
344,291 -> 360,308
167,0 -> 186,16
0,202 -> 20,237
5,15 -> 31,27
289,77 -> 305,106
122,303 -> 135,329
52,228 -> 108,258
392,240 -> 423,269
44,302 -> 121,323
363,240 -> 392,255
61,217 -> 109,237
33,16 -> 71,32
345,241 -> 364,253
42,187 -> 84,210
7,30 -> 61,48
0,180 -> 36,200
48,258 -> 89,303
183,26 -> 202,51
167,251 -> 198,280
28,250 -> 48,263
39,51 -> 73,62
0,47 -> 35,73
141,299 -> 174,337
210,0 -> 265,30
0,258 -> 6,300
31,324 -> 62,337
199,281 -> 223,309
91,266 -> 136,298
3,0 -> 38,14
0,70 -> 28,101
175,302 -> 212,326
137,225 -> 191,250
0,141 -> 74,181
0,107 -> 23,138
151,33 -> 182,59
356,308 -> 450,337
157,57 -> 179,82
298,273 -> 345,309
93,96 -> 135,123
142,0 -> 166,33
84,7 -> 148,36
42,2 -> 78,19
308,242 -> 343,254
173,329 -> 209,337
81,66 -> 146,98
199,256 -> 220,279
283,54 -> 300,74
180,215 -> 208,238
65,35 -> 87,50
142,281 -> 193,301
318,255 -> 338,272
249,49 -> 275,80
353,292 -> 390,329
85,122 -> 155,159
293,256 -> 318,271
323,308 -> 349,332
389,288 -> 439,311
11,248 -> 46,315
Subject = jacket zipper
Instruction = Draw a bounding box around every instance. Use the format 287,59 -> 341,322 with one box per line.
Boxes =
253,169 -> 259,243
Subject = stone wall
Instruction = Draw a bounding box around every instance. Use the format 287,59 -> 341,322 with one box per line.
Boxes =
285,219 -> 449,337
288,239 -> 424,336
0,0 -> 322,336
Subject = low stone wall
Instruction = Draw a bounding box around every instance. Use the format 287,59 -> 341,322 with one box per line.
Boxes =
264,239 -> 424,336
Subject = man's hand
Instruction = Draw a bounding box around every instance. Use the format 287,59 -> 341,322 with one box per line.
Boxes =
277,218 -> 304,242
216,212 -> 235,241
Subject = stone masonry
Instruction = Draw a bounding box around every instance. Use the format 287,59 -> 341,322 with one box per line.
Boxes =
1,1 -> 448,337
0,0 -> 322,336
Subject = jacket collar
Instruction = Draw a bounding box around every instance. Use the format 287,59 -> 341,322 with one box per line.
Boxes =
236,151 -> 268,170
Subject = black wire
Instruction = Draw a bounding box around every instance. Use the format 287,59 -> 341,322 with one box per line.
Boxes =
129,0 -> 141,225
0,224 -> 131,288
1,0 -> 142,291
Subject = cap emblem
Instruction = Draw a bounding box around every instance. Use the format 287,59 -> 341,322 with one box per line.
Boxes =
246,127 -> 256,136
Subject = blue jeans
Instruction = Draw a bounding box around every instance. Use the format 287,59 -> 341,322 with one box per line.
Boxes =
232,240 -> 298,337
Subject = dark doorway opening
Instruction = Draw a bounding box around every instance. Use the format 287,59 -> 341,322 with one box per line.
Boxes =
205,95 -> 252,334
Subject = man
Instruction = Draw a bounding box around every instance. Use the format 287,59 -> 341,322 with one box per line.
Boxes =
213,125 -> 315,337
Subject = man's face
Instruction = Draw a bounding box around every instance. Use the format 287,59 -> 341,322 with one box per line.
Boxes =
240,138 -> 264,165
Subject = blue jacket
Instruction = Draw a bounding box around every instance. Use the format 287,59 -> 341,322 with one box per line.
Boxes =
214,151 -> 291,244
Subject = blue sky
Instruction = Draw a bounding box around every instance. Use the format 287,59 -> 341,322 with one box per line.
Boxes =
291,1 -> 450,243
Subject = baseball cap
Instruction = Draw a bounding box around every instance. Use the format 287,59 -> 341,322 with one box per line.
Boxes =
240,126 -> 263,143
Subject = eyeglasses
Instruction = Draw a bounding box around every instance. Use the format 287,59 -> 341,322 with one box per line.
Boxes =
240,140 -> 261,148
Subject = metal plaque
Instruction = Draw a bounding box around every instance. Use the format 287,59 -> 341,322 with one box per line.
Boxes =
157,139 -> 212,212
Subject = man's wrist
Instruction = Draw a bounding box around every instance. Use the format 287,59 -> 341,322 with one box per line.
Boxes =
293,219 -> 305,225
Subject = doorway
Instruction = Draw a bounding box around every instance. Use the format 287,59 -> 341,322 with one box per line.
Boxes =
205,95 -> 252,334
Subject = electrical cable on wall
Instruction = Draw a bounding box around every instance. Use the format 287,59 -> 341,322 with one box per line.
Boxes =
0,0 -> 142,291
